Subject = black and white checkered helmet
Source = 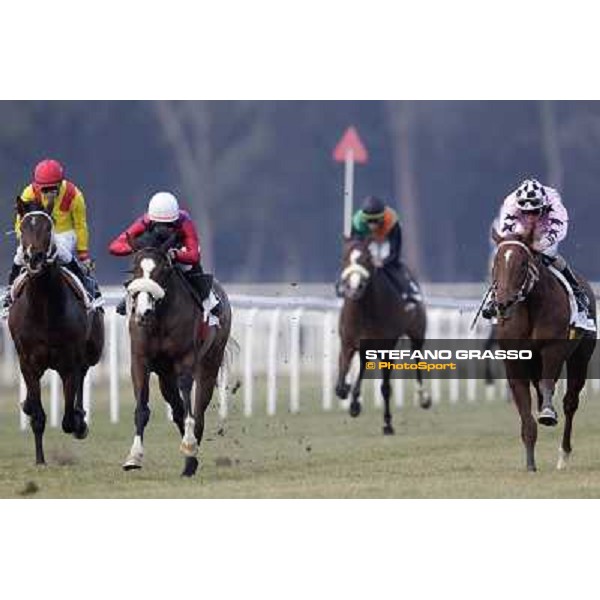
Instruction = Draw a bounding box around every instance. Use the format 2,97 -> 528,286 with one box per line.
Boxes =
514,178 -> 548,212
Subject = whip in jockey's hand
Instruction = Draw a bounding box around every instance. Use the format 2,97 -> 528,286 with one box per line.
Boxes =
108,192 -> 207,316
2,159 -> 102,315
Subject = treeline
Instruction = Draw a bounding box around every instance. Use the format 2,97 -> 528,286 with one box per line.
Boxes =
0,101 -> 599,283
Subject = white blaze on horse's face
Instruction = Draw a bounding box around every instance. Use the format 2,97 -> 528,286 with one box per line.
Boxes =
342,248 -> 370,294
504,249 -> 513,267
136,258 -> 156,321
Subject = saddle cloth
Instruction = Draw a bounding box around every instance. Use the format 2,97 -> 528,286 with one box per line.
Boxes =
197,288 -> 220,340
547,265 -> 596,332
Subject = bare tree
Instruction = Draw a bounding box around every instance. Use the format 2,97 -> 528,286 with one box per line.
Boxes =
152,101 -> 215,269
539,100 -> 563,189
386,100 -> 424,276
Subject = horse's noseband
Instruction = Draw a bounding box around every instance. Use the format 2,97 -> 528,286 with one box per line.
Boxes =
494,240 -> 540,318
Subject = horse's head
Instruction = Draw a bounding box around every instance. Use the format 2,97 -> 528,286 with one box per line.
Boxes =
126,233 -> 177,326
337,237 -> 375,300
491,232 -> 539,319
16,196 -> 57,275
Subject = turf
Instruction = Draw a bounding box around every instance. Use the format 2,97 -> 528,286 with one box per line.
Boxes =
1,378 -> 600,498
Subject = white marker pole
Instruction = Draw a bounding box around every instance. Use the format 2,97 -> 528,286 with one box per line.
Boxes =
343,149 -> 355,237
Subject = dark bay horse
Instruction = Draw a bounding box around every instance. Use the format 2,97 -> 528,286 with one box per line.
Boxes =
335,237 -> 431,435
8,198 -> 104,465
492,232 -> 596,471
121,234 -> 232,477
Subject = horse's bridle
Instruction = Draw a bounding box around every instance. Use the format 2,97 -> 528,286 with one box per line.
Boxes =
494,240 -> 540,317
20,210 -> 58,268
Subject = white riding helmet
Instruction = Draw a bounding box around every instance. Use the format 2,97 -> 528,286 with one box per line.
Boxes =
147,192 -> 180,223
514,178 -> 548,212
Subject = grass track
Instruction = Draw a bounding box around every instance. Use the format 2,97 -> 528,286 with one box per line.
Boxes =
1,379 -> 600,498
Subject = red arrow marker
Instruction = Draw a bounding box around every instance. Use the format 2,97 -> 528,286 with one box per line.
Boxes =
333,126 -> 368,164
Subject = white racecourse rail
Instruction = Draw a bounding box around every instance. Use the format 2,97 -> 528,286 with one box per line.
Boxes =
2,288 -> 596,429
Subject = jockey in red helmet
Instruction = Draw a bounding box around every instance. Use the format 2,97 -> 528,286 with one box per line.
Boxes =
2,159 -> 101,315
109,192 -> 207,315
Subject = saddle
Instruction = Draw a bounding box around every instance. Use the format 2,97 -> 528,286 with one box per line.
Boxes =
11,268 -> 103,312
174,270 -> 220,339
381,262 -> 423,305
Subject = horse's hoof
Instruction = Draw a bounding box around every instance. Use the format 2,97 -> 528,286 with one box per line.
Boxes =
382,424 -> 395,436
73,423 -> 89,440
349,402 -> 361,418
538,407 -> 558,427
557,448 -> 570,470
335,382 -> 351,400
527,465 -> 537,472
181,457 -> 199,477
418,391 -> 432,410
180,440 -> 198,457
62,418 -> 74,435
122,455 -> 143,471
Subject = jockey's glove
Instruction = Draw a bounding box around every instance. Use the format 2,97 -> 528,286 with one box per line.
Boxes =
167,248 -> 179,262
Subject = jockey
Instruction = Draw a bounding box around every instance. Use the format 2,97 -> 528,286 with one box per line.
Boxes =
109,191 -> 206,315
349,195 -> 420,303
482,178 -> 590,324
2,159 -> 101,313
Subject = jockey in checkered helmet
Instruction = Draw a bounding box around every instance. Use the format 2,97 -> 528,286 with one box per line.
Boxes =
482,177 -> 592,328
514,179 -> 548,212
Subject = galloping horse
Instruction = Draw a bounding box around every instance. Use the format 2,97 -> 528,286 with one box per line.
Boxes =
121,231 -> 232,477
492,232 -> 596,471
8,197 -> 104,465
335,237 -> 431,434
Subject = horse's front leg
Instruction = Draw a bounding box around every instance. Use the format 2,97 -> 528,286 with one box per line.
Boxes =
123,356 -> 150,471
71,367 -> 89,439
60,368 -> 82,436
538,346 -> 565,427
178,367 -> 198,456
381,368 -> 394,435
410,336 -> 432,409
21,364 -> 46,465
335,343 -> 354,400
349,356 -> 366,418
508,375 -> 538,472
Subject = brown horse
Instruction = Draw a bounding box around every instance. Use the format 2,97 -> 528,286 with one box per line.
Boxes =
121,233 -> 232,477
335,237 -> 431,434
491,232 -> 596,471
8,198 -> 104,465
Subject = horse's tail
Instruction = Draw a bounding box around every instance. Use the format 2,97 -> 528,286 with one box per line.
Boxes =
222,335 -> 240,370
217,337 -> 241,389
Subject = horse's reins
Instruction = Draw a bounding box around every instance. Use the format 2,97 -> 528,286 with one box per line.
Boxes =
493,240 -> 540,317
20,210 -> 58,264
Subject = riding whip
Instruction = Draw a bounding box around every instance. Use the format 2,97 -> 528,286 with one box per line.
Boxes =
470,282 -> 496,330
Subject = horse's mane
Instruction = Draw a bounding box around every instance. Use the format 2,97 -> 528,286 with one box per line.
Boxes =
494,231 -> 535,247
134,225 -> 179,252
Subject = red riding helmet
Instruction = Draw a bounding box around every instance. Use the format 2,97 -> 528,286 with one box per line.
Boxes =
33,159 -> 65,187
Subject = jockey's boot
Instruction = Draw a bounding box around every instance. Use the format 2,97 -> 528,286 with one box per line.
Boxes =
185,265 -> 212,303
65,259 -> 101,301
2,263 -> 22,313
560,264 -> 590,314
